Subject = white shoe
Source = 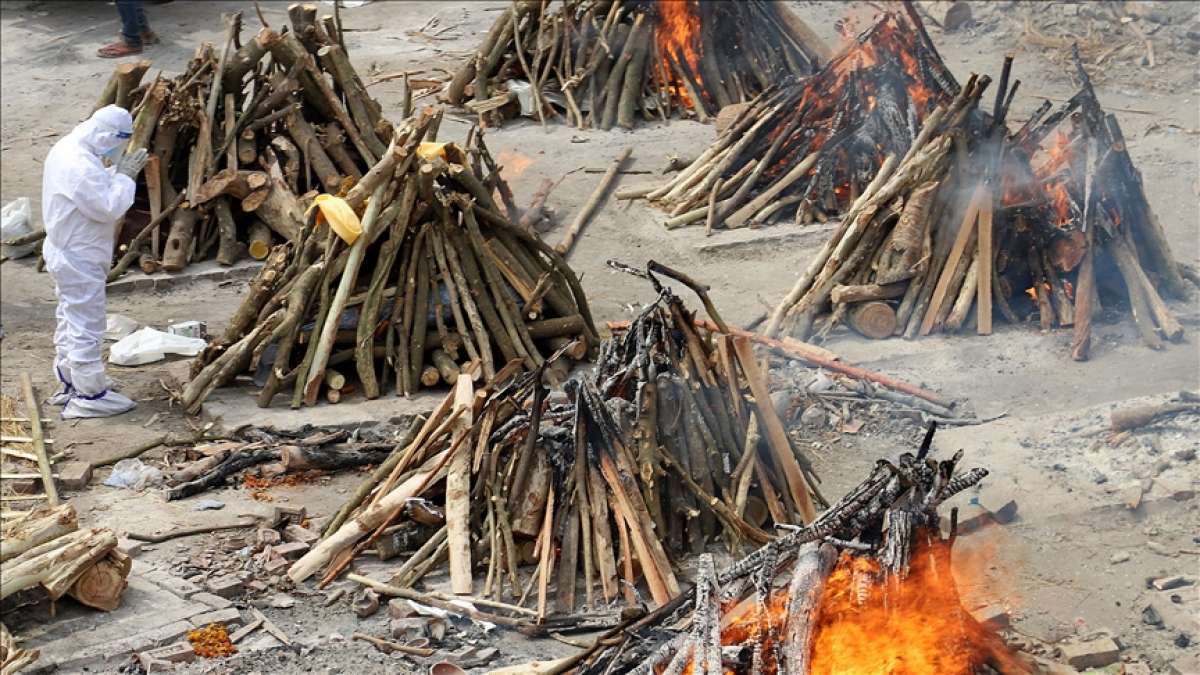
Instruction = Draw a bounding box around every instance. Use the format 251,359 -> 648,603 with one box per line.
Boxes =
62,389 -> 136,419
48,361 -> 74,406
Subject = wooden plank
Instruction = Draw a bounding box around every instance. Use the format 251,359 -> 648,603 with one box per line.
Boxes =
19,373 -> 59,506
921,183 -> 984,335
976,190 -> 994,335
446,376 -> 475,595
731,337 -> 816,523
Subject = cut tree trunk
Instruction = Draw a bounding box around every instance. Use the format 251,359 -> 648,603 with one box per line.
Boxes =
68,549 -> 131,612
0,504 -> 77,563
0,528 -> 118,602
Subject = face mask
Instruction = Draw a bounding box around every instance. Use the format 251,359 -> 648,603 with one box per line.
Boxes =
102,144 -> 124,161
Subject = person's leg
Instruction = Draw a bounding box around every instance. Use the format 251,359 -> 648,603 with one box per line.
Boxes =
46,262 -> 76,405
115,0 -> 143,48
134,1 -> 159,45
99,0 -> 145,57
58,257 -> 134,418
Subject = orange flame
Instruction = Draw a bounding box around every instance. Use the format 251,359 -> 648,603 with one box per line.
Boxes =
656,0 -> 703,110
809,542 -> 1028,675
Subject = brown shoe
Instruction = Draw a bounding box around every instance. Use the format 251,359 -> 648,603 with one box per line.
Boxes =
141,31 -> 160,46
97,40 -> 143,58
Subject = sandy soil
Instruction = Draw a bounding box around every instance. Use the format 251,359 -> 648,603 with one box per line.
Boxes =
1,1 -> 1197,673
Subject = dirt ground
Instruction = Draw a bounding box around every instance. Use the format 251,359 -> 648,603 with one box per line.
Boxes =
1,1 -> 1198,673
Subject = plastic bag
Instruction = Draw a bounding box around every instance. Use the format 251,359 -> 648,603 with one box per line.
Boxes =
103,458 -> 163,490
104,314 -> 139,341
109,327 -> 207,366
1,197 -> 38,260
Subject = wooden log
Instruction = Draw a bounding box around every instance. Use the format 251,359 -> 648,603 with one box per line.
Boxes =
68,549 -> 130,612
1113,231 -> 1183,342
725,151 -> 819,229
0,504 -> 77,563
781,543 -> 836,675
0,528 -> 117,602
526,314 -> 585,341
192,169 -> 270,205
849,301 -> 897,339
446,378 -> 475,595
944,255 -> 980,332
244,174 -> 303,242
321,123 -> 363,180
160,206 -> 201,272
556,147 -> 632,257
224,27 -> 271,93
731,338 -> 816,522
285,109 -> 342,192
921,182 -> 984,335
317,44 -> 386,157
302,178 -> 390,405
19,374 -> 58,507
112,60 -> 152,110
247,220 -> 272,260
431,349 -> 459,385
289,446 -> 448,583
976,192 -> 994,334
1110,401 -> 1200,432
601,15 -> 647,130
445,6 -> 514,104
830,283 -> 907,304
279,443 -> 392,472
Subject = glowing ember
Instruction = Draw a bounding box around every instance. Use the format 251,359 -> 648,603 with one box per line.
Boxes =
809,543 -> 1028,675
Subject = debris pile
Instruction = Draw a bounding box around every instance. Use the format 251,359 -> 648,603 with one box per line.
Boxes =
444,0 -> 829,128
182,109 -> 596,414
103,6 -> 394,279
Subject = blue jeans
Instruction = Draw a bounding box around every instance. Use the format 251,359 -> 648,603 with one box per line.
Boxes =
116,0 -> 149,47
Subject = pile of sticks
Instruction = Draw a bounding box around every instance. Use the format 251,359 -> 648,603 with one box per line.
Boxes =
2,503 -> 130,614
159,427 -> 401,502
105,4 -> 395,279
288,265 -> 835,621
182,109 -> 596,414
444,0 -> 828,129
616,10 -> 959,231
766,48 -> 1190,358
568,426 -> 1017,675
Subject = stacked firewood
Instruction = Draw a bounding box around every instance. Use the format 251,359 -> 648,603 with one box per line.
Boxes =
288,266 -> 835,619
105,5 -> 395,279
444,0 -> 828,129
617,11 -> 959,231
182,109 -> 597,414
765,48 -> 1190,358
1,504 -> 130,614
570,427 -> 1022,675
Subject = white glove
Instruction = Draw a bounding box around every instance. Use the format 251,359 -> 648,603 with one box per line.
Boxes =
115,148 -> 149,179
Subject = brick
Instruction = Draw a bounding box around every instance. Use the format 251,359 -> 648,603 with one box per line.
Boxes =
256,528 -> 281,546
273,541 -> 310,560
1060,637 -> 1120,670
191,591 -> 234,610
388,598 -> 415,619
205,575 -> 243,599
272,505 -> 306,526
155,575 -> 202,599
263,555 -> 290,573
57,461 -> 92,490
143,620 -> 195,647
141,657 -> 176,673
189,607 -> 242,627
283,523 -> 319,545
139,641 -> 196,666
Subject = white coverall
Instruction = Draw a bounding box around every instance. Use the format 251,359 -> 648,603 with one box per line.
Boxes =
41,105 -> 138,418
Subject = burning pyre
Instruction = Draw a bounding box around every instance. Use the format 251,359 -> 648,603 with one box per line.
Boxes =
619,9 -> 958,230
577,425 -> 1028,675
444,0 -> 827,129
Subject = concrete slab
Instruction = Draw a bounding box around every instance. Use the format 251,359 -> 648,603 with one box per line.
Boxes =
201,383 -> 443,433
107,259 -> 262,296
21,574 -> 206,671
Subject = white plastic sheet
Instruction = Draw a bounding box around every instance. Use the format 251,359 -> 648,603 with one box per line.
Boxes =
109,326 -> 206,366
104,314 -> 139,341
1,197 -> 38,259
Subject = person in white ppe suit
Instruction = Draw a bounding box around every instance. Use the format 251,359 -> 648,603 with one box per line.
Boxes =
41,105 -> 148,418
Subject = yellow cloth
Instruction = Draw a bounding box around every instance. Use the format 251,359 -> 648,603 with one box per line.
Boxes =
310,194 -> 362,245
417,142 -> 448,161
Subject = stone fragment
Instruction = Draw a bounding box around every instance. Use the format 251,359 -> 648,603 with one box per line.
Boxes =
57,461 -> 93,490
1060,637 -> 1120,670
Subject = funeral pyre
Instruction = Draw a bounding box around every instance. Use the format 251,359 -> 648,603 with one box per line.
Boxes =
102,6 -> 396,279
444,0 -> 829,129
182,109 -> 597,413
621,8 -> 1191,358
